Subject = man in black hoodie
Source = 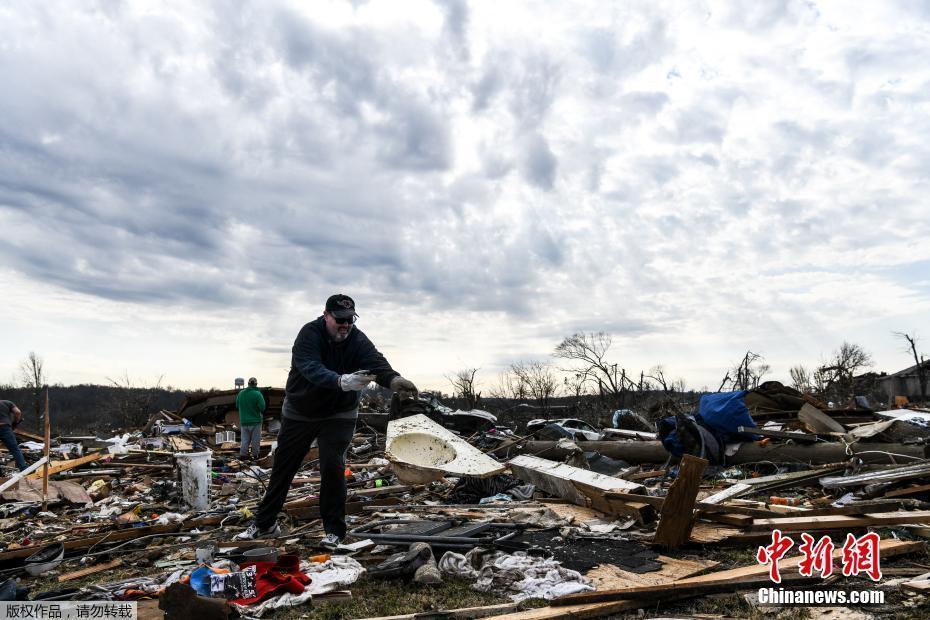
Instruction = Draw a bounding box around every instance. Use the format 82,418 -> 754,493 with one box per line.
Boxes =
238,294 -> 417,548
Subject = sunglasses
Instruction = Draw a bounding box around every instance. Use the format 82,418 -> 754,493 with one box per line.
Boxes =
332,315 -> 356,325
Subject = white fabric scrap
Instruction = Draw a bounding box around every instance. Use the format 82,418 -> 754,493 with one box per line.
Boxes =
585,519 -> 636,533
439,549 -> 593,601
233,555 -> 365,618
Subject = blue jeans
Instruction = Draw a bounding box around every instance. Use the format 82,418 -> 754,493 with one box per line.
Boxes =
240,424 -> 262,459
0,425 -> 27,471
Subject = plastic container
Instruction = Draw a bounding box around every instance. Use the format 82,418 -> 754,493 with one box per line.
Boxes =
175,451 -> 212,511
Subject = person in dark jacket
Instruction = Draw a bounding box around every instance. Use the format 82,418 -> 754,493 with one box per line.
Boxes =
0,401 -> 27,471
238,294 -> 417,548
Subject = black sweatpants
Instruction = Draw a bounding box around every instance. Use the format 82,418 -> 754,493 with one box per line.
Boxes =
255,415 -> 357,537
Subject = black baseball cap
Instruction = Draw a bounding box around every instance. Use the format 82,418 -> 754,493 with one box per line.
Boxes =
326,294 -> 358,319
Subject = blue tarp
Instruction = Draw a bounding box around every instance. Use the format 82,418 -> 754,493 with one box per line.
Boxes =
696,390 -> 761,443
658,390 -> 761,462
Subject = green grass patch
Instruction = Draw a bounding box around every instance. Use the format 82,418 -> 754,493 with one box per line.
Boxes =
265,576 -> 523,619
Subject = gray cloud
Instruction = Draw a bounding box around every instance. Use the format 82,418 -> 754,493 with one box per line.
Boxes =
509,54 -> 561,131
435,0 -> 470,61
1,0 -> 930,389
519,133 -> 558,190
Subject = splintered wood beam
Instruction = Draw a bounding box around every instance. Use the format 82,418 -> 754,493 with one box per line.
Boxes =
750,510 -> 930,532
26,453 -> 103,480
58,559 -> 123,582
553,539 -> 923,606
652,455 -> 708,549
798,403 -> 846,434
0,456 -> 48,493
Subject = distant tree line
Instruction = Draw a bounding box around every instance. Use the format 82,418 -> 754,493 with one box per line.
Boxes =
0,383 -> 191,436
438,331 -> 928,430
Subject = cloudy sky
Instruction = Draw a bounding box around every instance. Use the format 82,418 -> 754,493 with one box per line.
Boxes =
2,0 -> 929,394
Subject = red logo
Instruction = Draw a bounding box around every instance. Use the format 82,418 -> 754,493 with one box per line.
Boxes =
756,529 -> 794,583
758,531 -> 882,583
798,533 -> 834,578
841,532 -> 882,581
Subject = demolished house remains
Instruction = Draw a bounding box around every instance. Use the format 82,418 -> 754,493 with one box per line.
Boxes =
0,382 -> 928,618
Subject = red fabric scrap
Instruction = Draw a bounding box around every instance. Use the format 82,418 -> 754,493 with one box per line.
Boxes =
231,554 -> 311,606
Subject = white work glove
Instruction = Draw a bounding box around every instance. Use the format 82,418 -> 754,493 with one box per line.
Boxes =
390,376 -> 418,400
339,370 -> 375,391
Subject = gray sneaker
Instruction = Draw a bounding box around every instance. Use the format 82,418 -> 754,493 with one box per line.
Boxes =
235,522 -> 282,541
318,533 -> 341,550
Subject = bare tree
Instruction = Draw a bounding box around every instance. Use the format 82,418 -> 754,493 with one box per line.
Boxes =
511,361 -> 559,412
553,332 -> 635,407
789,365 -> 813,393
562,371 -> 589,400
106,372 -> 166,429
815,342 -> 873,401
718,351 -> 769,392
19,352 -> 46,433
489,369 -> 529,401
894,331 -> 927,401
446,367 -> 480,410
643,365 -> 686,394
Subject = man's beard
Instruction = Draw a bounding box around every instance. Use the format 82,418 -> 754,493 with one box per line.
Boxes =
330,325 -> 352,341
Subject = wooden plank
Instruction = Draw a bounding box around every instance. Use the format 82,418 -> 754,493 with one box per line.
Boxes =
751,510 -> 930,532
653,455 -> 707,549
623,469 -> 667,481
574,483 -> 655,524
902,580 -> 930,593
544,503 -> 610,526
885,483 -> 930,498
42,389 -> 49,512
553,539 -> 922,606
699,512 -> 753,527
471,600 -> 643,620
699,482 -> 752,505
701,500 -> 903,518
26,453 -> 102,479
508,455 -> 644,506
790,501 -> 907,517
283,484 -> 413,509
603,492 -> 664,509
0,515 -> 222,563
901,572 -> 930,593
0,523 -> 181,562
695,503 -> 781,518
798,403 -> 845,434
168,437 -> 194,451
58,559 -> 123,582
0,456 -> 48,493
585,556 -> 718,590
13,429 -> 44,442
598,499 -> 654,525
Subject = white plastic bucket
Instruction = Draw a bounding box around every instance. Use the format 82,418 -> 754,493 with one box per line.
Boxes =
175,451 -> 212,511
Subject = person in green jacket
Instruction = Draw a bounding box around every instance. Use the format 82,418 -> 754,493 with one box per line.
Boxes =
236,377 -> 266,461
